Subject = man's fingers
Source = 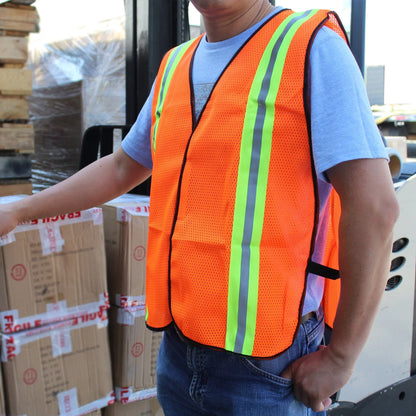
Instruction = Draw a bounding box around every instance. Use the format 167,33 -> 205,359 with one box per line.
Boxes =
322,397 -> 332,410
279,364 -> 293,380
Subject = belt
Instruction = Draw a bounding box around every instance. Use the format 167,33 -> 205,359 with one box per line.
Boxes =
300,311 -> 317,324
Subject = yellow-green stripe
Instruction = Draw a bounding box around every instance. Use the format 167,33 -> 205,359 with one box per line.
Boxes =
226,10 -> 319,355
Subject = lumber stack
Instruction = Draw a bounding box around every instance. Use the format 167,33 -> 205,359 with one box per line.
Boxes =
0,1 -> 39,196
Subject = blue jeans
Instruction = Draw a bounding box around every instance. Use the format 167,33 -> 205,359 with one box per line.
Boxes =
157,309 -> 326,416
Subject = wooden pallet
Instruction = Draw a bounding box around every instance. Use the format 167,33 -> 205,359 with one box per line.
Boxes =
0,35 -> 28,64
0,96 -> 28,120
0,178 -> 32,196
0,123 -> 34,152
0,67 -> 32,95
0,3 -> 39,34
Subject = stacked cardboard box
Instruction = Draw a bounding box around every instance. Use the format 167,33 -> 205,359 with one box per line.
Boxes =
102,195 -> 163,405
103,397 -> 163,416
0,1 -> 39,195
0,364 -> 5,416
1,312 -> 114,415
0,196 -> 114,415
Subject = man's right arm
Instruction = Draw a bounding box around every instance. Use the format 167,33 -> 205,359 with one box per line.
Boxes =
0,147 -> 151,236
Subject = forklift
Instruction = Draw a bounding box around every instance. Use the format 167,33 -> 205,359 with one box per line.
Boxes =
79,1 -> 416,414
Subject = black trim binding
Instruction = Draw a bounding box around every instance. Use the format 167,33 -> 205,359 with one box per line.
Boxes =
299,11 -> 329,332
307,260 -> 340,280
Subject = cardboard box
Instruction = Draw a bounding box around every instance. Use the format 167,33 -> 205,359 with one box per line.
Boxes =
1,310 -> 114,416
102,195 -> 150,307
0,363 -> 5,416
108,306 -> 162,404
103,397 -> 163,416
0,198 -> 109,333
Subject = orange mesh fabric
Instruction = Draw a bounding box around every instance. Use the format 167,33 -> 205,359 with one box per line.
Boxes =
146,9 -> 346,357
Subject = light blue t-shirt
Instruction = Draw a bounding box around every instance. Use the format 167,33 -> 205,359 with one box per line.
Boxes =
122,8 -> 387,314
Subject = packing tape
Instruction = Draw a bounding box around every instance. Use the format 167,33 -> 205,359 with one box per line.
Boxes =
115,294 -> 146,308
0,293 -> 109,334
58,389 -> 115,416
1,309 -> 109,362
115,386 -> 157,404
0,208 -> 103,248
116,306 -> 146,325
117,204 -> 150,222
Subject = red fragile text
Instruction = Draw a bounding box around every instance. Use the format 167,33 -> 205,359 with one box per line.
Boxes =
29,211 -> 81,225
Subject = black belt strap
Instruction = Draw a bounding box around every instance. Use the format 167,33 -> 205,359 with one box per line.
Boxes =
307,260 -> 340,280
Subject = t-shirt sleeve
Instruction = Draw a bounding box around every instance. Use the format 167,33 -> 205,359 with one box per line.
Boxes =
121,83 -> 154,170
310,26 -> 388,183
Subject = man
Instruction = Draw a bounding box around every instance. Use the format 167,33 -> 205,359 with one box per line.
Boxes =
0,1 -> 399,415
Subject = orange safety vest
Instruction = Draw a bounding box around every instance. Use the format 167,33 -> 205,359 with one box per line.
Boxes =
146,9 -> 347,358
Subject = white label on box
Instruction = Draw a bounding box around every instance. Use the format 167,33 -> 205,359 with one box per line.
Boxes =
51,327 -> 72,357
57,390 -> 114,416
39,222 -> 65,255
58,388 -> 79,415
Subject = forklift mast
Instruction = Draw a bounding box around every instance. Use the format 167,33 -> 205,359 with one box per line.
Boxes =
124,0 -> 191,125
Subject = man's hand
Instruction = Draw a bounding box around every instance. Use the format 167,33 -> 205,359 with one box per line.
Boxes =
280,158 -> 398,412
0,203 -> 20,237
280,345 -> 353,412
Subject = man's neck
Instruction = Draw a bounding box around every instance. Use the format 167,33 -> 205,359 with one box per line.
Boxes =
203,1 -> 274,42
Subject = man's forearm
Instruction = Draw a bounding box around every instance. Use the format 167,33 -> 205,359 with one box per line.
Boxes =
0,148 -> 151,234
327,206 -> 396,368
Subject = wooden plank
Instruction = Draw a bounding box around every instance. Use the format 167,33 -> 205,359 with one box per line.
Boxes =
0,178 -> 32,196
0,123 -> 34,151
0,4 -> 39,33
0,96 -> 28,120
0,67 -> 32,95
0,36 -> 27,64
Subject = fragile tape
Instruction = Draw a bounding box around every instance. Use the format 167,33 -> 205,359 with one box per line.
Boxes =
115,386 -> 157,404
0,208 -> 103,249
115,294 -> 145,308
116,305 -> 146,326
58,389 -> 115,416
39,222 -> 65,255
0,293 -> 109,334
1,309 -> 108,362
117,204 -> 150,222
